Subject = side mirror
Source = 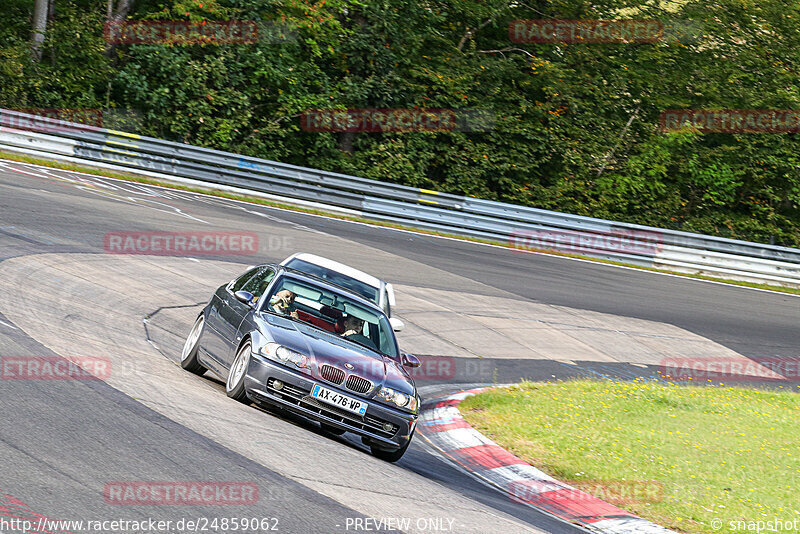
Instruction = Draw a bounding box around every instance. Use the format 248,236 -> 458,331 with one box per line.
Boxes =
385,283 -> 397,306
401,352 -> 420,368
234,290 -> 255,307
389,317 -> 405,333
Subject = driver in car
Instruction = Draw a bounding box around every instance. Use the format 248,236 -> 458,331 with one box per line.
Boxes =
269,289 -> 299,319
341,315 -> 377,350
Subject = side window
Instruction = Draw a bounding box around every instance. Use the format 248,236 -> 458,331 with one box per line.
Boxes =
229,267 -> 258,292
242,267 -> 276,302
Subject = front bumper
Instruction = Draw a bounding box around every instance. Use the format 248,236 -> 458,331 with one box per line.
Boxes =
244,354 -> 417,450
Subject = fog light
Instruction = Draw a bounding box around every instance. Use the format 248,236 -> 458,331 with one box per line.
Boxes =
273,380 -> 284,391
382,422 -> 394,432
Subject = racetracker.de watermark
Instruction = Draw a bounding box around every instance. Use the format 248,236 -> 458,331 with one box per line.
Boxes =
104,231 -> 259,256
332,356 -> 492,383
1,108 -> 103,134
103,20 -> 295,45
660,357 -> 800,382
1,356 -> 111,381
338,356 -> 457,381
510,19 -> 663,43
104,482 -> 258,505
660,110 -> 800,133
299,108 -> 495,133
566,480 -> 664,505
510,228 -> 663,256
507,479 -> 664,506
9,108 -> 103,127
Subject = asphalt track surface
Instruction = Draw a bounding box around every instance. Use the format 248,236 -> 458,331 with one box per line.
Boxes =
0,160 -> 798,534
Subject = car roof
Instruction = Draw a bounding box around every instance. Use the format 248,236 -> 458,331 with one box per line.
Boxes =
281,253 -> 383,290
275,265 -> 385,314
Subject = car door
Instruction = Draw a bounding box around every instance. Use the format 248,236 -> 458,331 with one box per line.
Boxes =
217,266 -> 276,369
203,267 -> 259,365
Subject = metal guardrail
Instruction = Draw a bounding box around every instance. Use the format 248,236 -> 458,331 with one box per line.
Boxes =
2,108 -> 799,287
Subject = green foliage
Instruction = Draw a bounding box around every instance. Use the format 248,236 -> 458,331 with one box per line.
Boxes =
2,0 -> 800,245
461,380 -> 800,533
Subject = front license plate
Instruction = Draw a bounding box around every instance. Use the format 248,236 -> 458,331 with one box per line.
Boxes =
311,384 -> 367,416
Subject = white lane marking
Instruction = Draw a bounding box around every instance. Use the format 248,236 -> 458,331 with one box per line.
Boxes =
1,165 -> 52,180
480,464 -> 560,485
435,427 -> 493,449
0,319 -> 18,330
3,156 -> 797,299
3,162 -> 208,224
200,196 -> 326,235
443,391 -> 480,402
420,406 -> 462,427
590,518 -> 676,534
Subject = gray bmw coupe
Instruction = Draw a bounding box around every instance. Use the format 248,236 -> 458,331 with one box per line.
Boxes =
180,263 -> 421,461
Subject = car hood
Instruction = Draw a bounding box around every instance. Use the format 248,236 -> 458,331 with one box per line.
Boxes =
259,314 -> 414,396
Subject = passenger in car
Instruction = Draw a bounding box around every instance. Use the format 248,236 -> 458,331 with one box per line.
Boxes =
341,315 -> 378,350
269,290 -> 299,319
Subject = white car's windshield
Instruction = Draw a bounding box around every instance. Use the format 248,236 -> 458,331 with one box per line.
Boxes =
283,258 -> 380,305
264,276 -> 397,358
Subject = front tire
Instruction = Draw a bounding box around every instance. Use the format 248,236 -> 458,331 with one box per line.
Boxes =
226,341 -> 251,404
180,315 -> 207,375
371,438 -> 411,462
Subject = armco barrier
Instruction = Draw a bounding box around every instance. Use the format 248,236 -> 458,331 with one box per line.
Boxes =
1,108 -> 799,286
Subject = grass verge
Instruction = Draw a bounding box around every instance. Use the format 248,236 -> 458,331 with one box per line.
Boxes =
1,149 -> 799,296
460,380 -> 800,533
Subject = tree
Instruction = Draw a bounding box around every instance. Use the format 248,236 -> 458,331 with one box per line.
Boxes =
105,0 -> 134,57
106,0 -> 133,21
30,0 -> 49,61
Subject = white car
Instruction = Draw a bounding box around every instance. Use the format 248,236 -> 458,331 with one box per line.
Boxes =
280,253 -> 405,332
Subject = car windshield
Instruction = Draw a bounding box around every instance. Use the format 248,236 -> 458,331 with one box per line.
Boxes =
283,258 -> 380,305
263,275 -> 398,358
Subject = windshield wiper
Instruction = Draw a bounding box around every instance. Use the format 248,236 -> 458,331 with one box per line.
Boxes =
263,311 -> 324,330
339,336 -> 388,357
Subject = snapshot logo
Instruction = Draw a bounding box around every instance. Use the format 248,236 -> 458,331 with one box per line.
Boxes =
660,357 -> 800,382
660,109 -> 800,133
510,228 -> 663,256
104,482 -> 258,505
104,231 -> 258,256
299,108 -> 495,133
725,518 -> 800,532
1,356 -> 111,381
510,19 -> 663,43
507,480 -> 664,506
104,20 -> 294,45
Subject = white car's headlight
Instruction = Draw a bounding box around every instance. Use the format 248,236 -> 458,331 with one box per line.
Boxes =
377,386 -> 418,412
261,342 -> 310,369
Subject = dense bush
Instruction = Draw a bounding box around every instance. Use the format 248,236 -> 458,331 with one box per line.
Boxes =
2,0 -> 799,245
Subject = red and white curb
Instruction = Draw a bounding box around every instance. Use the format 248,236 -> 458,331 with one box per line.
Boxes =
418,388 -> 676,534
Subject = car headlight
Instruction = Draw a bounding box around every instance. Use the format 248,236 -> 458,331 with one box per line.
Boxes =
261,342 -> 310,369
377,386 -> 418,413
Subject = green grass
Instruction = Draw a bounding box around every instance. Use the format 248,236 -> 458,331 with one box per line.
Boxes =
460,380 -> 800,533
2,149 -> 799,296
